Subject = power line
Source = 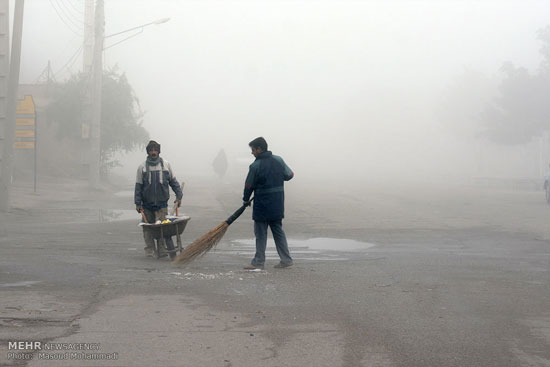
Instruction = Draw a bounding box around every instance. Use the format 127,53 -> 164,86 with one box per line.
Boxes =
54,0 -> 84,30
62,0 -> 84,17
56,33 -> 83,61
49,1 -> 82,37
54,44 -> 83,80
57,0 -> 84,25
33,62 -> 57,84
48,0 -> 83,37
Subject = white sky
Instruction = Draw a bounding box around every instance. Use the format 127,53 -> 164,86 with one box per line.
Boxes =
14,0 -> 550,182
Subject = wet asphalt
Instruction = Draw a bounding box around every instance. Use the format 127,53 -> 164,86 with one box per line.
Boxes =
1,176 -> 550,366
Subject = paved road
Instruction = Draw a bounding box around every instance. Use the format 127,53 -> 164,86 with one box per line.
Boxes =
1,176 -> 549,366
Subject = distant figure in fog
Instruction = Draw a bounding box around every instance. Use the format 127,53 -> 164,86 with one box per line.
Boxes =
544,163 -> 550,191
212,148 -> 228,179
242,137 -> 294,270
134,140 -> 183,259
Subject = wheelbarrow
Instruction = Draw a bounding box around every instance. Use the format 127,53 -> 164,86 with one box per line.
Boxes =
139,215 -> 191,259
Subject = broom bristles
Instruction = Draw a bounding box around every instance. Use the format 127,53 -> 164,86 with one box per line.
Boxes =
172,221 -> 229,265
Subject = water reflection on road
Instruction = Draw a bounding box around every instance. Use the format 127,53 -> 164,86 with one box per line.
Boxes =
98,209 -> 137,223
219,238 -> 375,261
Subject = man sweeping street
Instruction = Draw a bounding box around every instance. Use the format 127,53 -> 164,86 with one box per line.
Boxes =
243,137 -> 294,270
134,140 -> 183,259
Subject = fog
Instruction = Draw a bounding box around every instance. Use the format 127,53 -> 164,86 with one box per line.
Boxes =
16,0 -> 550,187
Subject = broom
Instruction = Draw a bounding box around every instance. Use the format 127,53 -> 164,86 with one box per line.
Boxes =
172,198 -> 253,265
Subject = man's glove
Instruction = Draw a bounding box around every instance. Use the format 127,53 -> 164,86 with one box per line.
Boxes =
243,200 -> 251,207
136,204 -> 142,213
174,199 -> 181,208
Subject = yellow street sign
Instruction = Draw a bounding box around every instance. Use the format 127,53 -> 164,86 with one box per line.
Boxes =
15,141 -> 35,149
16,95 -> 35,115
16,117 -> 35,126
16,130 -> 35,138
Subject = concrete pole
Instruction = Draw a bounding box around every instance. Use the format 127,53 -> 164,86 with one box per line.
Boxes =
0,0 -> 9,172
83,0 -> 94,74
88,0 -> 103,188
81,0 -> 93,173
0,0 -> 24,212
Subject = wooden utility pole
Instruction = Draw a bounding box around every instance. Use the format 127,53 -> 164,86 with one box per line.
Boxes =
0,0 -> 24,211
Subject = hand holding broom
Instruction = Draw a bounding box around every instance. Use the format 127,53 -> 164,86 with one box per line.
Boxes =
172,198 -> 253,265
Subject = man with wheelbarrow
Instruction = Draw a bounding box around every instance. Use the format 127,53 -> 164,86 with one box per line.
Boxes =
134,140 -> 183,259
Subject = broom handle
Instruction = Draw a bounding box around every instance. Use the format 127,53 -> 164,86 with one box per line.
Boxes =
225,197 -> 254,225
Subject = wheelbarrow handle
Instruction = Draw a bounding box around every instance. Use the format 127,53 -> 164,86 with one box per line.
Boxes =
140,209 -> 148,224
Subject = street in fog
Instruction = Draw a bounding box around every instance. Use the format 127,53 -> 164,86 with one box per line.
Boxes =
1,176 -> 550,366
1,0 -> 550,366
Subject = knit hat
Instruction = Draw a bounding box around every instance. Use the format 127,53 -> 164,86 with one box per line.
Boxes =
146,140 -> 161,153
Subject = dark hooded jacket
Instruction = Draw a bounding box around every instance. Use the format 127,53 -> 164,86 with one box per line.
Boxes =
242,151 -> 294,222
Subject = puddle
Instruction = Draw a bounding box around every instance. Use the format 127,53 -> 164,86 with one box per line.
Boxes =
296,237 -> 374,251
232,238 -> 374,252
0,280 -> 42,288
170,271 -> 241,280
217,238 -> 375,262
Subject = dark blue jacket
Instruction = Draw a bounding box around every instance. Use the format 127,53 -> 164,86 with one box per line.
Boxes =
243,151 -> 294,222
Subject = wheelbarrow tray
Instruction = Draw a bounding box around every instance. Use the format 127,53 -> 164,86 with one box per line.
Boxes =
138,215 -> 191,258
139,215 -> 191,238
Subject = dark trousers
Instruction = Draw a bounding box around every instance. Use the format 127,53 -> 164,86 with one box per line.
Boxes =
142,207 -> 174,253
251,220 -> 293,266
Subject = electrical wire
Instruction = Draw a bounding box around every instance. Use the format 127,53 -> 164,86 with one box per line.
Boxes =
63,0 -> 84,17
54,0 -> 84,30
54,45 -> 83,80
32,63 -> 57,84
48,0 -> 83,37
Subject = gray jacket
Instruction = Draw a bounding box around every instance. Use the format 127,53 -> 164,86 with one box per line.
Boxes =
134,158 -> 183,210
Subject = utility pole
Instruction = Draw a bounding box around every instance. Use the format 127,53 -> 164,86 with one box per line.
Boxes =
88,0 -> 103,188
0,0 -> 9,195
0,0 -> 24,212
81,0 -> 94,178
83,0 -> 94,74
